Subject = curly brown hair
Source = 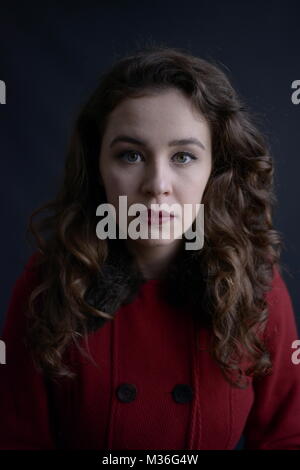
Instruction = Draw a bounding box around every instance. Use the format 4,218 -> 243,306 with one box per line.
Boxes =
26,43 -> 282,388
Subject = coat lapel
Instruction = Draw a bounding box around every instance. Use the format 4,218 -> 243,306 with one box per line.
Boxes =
84,238 -> 211,332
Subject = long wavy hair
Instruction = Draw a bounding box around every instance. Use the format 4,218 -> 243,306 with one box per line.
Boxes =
26,44 -> 282,388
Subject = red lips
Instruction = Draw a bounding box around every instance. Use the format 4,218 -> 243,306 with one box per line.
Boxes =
146,209 -> 175,225
147,209 -> 174,219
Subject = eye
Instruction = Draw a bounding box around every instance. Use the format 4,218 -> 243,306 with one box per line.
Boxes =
115,150 -> 198,165
172,152 -> 197,164
116,150 -> 143,164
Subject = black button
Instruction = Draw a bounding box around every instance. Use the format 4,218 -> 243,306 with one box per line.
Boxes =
116,383 -> 137,403
172,384 -> 193,404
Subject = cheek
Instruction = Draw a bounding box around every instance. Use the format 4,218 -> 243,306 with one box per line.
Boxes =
101,168 -> 138,207
191,165 -> 212,197
178,176 -> 208,203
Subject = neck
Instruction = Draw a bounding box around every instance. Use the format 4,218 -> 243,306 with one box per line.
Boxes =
125,239 -> 183,281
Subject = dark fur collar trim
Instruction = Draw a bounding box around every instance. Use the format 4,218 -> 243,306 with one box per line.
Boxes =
84,238 -> 211,332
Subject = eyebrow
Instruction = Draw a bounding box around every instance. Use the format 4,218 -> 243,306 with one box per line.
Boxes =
109,135 -> 206,151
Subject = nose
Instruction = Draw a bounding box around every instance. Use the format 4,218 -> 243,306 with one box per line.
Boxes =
140,159 -> 172,197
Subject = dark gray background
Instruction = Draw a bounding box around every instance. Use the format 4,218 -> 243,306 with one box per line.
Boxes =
0,0 -> 299,449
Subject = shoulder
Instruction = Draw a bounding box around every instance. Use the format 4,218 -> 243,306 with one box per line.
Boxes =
266,264 -> 292,304
22,250 -> 42,275
2,251 -> 42,339
264,264 -> 298,341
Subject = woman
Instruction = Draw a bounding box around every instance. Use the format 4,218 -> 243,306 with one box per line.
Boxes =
1,45 -> 299,450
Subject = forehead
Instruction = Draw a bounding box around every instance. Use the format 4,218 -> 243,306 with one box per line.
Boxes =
103,89 -> 209,138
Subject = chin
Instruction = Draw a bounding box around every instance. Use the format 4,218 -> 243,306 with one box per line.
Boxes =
128,235 -> 183,249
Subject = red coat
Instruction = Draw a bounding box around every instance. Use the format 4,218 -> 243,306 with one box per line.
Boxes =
1,253 -> 300,450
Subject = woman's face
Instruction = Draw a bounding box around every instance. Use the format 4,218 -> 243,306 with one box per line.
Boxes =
99,88 -> 212,250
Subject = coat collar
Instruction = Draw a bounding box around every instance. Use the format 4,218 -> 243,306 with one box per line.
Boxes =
84,238 -> 211,332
